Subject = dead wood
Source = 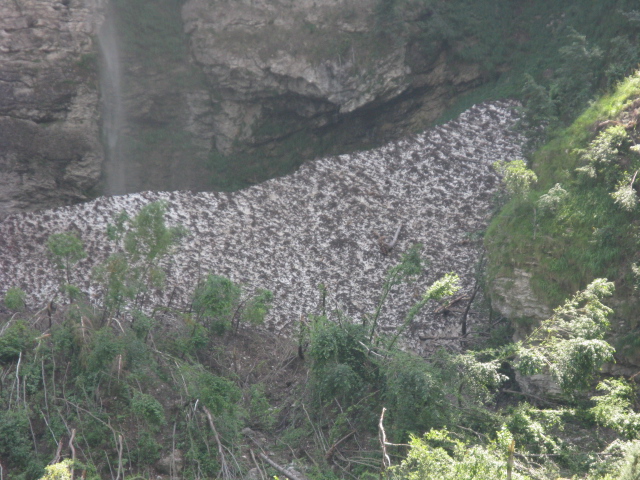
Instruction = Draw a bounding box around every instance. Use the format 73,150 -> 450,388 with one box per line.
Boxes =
201,404 -> 231,480
325,430 -> 356,463
254,450 -> 306,480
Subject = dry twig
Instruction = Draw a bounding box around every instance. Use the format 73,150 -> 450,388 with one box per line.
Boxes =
378,408 -> 391,470
69,429 -> 76,480
325,430 -> 356,463
201,404 -> 232,480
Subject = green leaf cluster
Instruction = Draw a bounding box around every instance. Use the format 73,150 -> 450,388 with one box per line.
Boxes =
4,287 -> 27,311
389,428 -> 531,480
516,279 -> 615,392
494,160 -> 538,200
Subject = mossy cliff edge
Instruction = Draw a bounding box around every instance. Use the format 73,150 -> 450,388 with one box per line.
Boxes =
486,71 -> 640,366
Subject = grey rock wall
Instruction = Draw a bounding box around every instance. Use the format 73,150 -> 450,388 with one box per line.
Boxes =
0,0 -> 486,215
0,0 -> 103,217
182,0 -> 482,154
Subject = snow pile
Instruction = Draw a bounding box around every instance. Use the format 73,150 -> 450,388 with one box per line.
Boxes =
0,101 -> 523,352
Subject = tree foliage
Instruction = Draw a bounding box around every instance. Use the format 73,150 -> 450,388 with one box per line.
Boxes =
389,428 -> 531,480
494,160 -> 538,199
47,232 -> 87,299
93,200 -> 187,316
516,278 -> 615,393
4,286 -> 26,311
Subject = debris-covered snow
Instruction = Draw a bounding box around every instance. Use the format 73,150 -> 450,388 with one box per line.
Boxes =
0,101 -> 523,352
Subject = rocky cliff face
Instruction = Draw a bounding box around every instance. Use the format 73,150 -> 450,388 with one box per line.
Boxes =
0,0 -> 486,216
182,0 -> 482,156
0,0 -> 103,217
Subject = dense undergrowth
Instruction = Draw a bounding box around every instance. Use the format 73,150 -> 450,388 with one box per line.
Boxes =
2,200 -> 640,479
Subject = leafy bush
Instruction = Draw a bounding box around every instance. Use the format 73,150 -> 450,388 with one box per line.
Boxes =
576,125 -> 631,182
382,352 -> 447,436
0,409 -> 33,471
516,278 -> 615,393
181,365 -> 241,416
0,320 -> 37,364
192,275 -> 241,334
131,391 -> 165,426
246,383 -> 277,430
537,183 -> 569,214
618,441 -> 640,480
591,379 -> 640,439
552,30 -> 603,121
389,428 -> 532,480
192,275 -> 273,335
47,232 -> 86,288
241,288 -> 274,327
494,160 -> 538,199
4,286 -> 27,311
38,460 -> 73,480
94,201 -> 187,316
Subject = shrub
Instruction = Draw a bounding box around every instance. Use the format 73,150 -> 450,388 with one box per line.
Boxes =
515,278 -> 615,393
38,460 -> 73,480
494,160 -> 538,199
618,441 -> 640,480
591,379 -> 640,439
0,320 -> 37,364
47,232 -> 86,286
240,289 -> 273,327
131,391 -> 166,426
246,383 -> 276,430
389,428 -> 532,480
192,275 -> 241,333
537,183 -> 569,214
0,409 -> 33,471
4,286 -> 27,311
95,201 -> 187,316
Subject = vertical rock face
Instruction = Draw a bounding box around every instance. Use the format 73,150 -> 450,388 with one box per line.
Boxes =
0,0 -> 488,215
182,0 -> 483,155
0,0 -> 103,218
100,0 -> 218,195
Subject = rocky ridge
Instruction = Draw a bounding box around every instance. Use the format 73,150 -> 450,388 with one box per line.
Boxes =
0,102 -> 523,351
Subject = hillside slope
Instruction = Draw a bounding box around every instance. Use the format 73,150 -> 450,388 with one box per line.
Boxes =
486,71 -> 640,365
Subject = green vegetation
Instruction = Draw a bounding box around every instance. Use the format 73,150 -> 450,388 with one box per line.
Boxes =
4,286 -> 26,311
4,204 -> 640,479
436,1 -> 640,124
486,71 -> 640,321
8,2 -> 640,476
388,428 -> 530,480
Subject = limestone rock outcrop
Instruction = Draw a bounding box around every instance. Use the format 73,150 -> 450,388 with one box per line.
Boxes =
0,0 -> 103,217
182,0 -> 483,154
491,268 -> 553,338
0,0 -> 487,214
